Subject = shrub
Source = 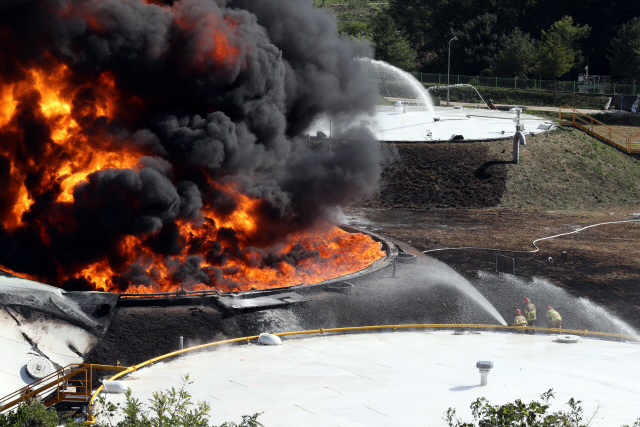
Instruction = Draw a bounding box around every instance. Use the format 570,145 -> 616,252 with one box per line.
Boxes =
0,399 -> 74,427
97,374 -> 264,427
444,389 -> 639,426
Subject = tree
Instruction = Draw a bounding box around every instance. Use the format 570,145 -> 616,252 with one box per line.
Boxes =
609,17 -> 640,84
451,13 -> 500,76
99,375 -> 210,427
492,28 -> 537,78
535,31 -> 573,98
535,16 -> 590,99
382,0 -> 637,75
548,16 -> 590,67
367,11 -> 417,71
339,21 -> 369,40
387,0 -> 482,71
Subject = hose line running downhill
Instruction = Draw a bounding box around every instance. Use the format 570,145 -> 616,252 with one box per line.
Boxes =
422,219 -> 640,254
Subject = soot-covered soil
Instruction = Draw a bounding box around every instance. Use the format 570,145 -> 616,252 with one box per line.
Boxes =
367,142 -> 508,209
345,207 -> 640,332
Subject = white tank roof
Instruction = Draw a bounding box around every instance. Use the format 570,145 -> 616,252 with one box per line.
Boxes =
98,331 -> 640,426
306,106 -> 549,142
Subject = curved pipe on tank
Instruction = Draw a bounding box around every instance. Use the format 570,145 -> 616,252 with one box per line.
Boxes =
513,131 -> 526,164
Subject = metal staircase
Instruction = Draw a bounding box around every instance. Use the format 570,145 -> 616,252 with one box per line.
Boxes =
0,363 -> 127,412
559,106 -> 640,153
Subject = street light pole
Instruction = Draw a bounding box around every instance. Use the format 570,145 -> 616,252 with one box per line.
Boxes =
447,36 -> 457,107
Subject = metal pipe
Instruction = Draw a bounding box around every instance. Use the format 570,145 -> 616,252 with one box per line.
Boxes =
120,289 -> 221,298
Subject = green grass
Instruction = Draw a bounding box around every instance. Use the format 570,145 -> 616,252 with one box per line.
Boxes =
494,126 -> 640,210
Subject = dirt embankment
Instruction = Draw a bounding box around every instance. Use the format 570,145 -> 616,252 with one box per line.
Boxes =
369,143 -> 507,209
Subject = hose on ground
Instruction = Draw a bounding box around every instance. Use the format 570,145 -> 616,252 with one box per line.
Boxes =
422,219 -> 640,254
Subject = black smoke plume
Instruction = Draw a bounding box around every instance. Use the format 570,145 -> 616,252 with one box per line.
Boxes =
0,0 -> 382,291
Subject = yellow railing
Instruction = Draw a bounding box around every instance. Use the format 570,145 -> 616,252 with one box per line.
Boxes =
0,364 -> 127,413
559,106 -> 640,153
82,323 -> 638,424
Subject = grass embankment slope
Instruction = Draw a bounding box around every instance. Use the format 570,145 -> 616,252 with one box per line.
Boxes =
497,124 -> 640,210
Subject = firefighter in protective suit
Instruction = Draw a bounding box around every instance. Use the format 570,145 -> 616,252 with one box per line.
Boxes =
522,297 -> 537,327
546,306 -> 562,329
512,309 -> 528,328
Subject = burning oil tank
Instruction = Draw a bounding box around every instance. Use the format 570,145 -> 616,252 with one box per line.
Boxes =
0,0 -> 384,296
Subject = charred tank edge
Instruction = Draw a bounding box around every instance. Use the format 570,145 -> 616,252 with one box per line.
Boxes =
115,226 -> 398,307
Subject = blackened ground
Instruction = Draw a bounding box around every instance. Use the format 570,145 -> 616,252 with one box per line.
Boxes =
86,306 -> 242,368
343,208 -> 640,334
368,143 -> 508,209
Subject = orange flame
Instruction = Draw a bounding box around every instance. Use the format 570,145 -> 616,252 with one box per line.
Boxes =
1,62 -> 140,227
174,8 -> 240,71
77,222 -> 385,294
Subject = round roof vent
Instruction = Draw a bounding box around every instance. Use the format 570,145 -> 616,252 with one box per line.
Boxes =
476,361 -> 493,370
26,357 -> 54,379
258,333 -> 282,346
556,335 -> 580,343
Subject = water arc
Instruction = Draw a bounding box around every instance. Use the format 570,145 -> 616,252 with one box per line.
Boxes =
357,57 -> 436,120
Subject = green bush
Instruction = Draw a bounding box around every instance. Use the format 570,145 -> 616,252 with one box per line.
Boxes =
0,399 -> 75,427
444,389 -> 640,427
98,374 -> 264,427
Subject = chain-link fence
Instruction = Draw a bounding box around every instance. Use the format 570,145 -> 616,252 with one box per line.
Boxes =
415,72 -> 639,96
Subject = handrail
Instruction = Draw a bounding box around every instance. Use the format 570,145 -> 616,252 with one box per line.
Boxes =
82,323 -> 638,424
558,106 -> 640,153
119,289 -> 222,298
0,364 -> 127,413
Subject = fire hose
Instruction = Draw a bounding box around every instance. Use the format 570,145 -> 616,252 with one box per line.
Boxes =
422,219 -> 640,254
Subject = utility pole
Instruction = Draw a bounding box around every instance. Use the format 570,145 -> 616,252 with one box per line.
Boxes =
447,36 -> 458,107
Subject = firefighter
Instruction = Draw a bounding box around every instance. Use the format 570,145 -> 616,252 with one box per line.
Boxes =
546,306 -> 562,329
488,99 -> 497,110
522,297 -> 537,327
512,309 -> 528,328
